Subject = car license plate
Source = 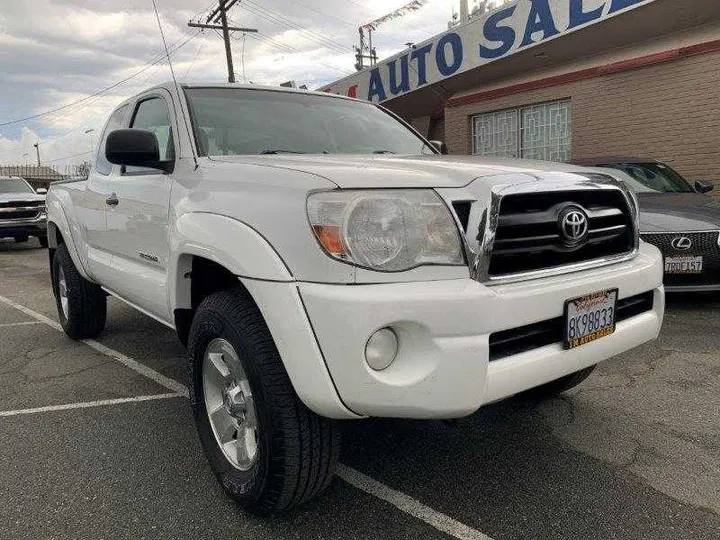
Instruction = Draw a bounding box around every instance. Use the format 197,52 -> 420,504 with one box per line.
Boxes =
664,256 -> 703,274
564,289 -> 618,350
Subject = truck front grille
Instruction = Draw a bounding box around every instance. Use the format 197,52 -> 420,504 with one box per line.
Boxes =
488,291 -> 654,361
488,190 -> 635,277
0,209 -> 40,220
0,201 -> 44,221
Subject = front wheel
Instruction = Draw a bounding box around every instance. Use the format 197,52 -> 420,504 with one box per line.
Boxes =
52,244 -> 107,339
521,365 -> 597,399
188,287 -> 340,514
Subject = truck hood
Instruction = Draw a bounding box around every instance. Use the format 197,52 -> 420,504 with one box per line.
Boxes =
0,193 -> 45,205
210,154 -> 593,189
638,193 -> 720,232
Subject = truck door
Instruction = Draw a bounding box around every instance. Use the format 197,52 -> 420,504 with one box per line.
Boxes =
74,104 -> 129,284
102,91 -> 176,323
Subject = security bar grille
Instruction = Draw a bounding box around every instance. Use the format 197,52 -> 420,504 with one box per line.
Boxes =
472,99 -> 571,162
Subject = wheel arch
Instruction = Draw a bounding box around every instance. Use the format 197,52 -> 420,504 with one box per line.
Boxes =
169,213 -> 294,344
46,198 -> 94,282
169,214 -> 357,419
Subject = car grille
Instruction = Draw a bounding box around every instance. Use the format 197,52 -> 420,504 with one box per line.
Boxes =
642,231 -> 720,287
0,201 -> 44,221
488,190 -> 635,277
488,291 -> 654,361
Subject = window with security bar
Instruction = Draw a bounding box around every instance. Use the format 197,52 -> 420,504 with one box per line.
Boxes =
472,99 -> 571,162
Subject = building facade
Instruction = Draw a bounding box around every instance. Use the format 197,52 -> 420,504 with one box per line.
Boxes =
322,0 -> 720,187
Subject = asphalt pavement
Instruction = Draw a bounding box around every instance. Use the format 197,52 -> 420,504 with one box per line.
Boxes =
0,239 -> 718,540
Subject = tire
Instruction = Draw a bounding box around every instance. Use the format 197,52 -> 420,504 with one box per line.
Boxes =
13,236 -> 29,243
52,244 -> 106,339
188,286 -> 340,514
38,235 -> 49,248
521,365 -> 596,399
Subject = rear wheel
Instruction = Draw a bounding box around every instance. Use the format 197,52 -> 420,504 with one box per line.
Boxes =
38,235 -> 48,248
522,366 -> 596,399
52,244 -> 106,339
13,236 -> 29,243
188,286 -> 340,514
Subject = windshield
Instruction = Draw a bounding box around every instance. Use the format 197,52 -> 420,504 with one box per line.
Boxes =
603,162 -> 694,193
0,178 -> 34,194
185,87 -> 435,156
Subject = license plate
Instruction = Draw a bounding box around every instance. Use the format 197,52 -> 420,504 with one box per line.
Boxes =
664,256 -> 703,274
564,289 -> 618,350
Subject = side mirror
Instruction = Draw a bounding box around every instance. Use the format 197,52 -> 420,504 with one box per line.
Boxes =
429,140 -> 449,155
36,188 -> 47,195
694,180 -> 714,194
105,129 -> 173,173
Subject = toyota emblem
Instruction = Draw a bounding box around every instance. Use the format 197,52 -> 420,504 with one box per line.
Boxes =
670,236 -> 692,251
558,206 -> 589,245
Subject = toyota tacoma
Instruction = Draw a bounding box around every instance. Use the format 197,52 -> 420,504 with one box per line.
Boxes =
46,83 -> 664,513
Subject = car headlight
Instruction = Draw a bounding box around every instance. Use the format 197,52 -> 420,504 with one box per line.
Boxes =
307,190 -> 465,272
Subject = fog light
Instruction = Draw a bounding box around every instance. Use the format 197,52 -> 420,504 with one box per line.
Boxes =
365,328 -> 398,371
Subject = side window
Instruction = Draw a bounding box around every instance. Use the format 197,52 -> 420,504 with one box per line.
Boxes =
125,97 -> 174,174
96,105 -> 128,176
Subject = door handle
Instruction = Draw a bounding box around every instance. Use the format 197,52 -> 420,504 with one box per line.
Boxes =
106,193 -> 119,207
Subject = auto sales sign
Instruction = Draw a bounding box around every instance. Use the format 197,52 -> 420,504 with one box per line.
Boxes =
320,0 -> 657,102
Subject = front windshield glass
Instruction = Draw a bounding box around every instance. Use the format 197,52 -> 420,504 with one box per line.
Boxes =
0,178 -> 34,194
605,162 -> 694,193
185,87 -> 435,156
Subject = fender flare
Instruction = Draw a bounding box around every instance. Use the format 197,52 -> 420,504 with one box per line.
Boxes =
169,214 -> 357,418
46,197 -> 94,282
169,212 -> 293,311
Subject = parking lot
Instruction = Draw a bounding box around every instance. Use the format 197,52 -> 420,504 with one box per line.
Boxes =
0,240 -> 718,540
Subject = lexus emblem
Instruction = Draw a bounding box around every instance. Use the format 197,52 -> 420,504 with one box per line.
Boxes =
671,236 -> 692,251
558,206 -> 589,245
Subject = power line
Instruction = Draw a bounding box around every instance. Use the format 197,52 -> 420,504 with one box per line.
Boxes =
184,40 -> 206,79
241,32 -> 350,75
188,1 -> 258,83
0,31 -> 200,130
42,150 -> 93,165
240,33 -> 247,82
290,0 -> 357,29
239,0 -> 349,54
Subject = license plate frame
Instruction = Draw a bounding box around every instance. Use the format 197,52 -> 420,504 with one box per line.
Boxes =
664,256 -> 703,275
563,289 -> 618,350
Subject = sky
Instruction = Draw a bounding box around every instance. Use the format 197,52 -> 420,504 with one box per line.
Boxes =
0,0 -> 466,170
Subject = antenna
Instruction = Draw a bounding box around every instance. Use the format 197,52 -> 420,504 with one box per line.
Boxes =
151,0 -> 199,169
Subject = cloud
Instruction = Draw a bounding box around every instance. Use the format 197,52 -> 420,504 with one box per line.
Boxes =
0,0 -> 455,169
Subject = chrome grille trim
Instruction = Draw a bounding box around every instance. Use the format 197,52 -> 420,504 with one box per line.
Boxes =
455,174 -> 640,285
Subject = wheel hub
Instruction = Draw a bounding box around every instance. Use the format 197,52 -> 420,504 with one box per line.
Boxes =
202,338 -> 259,471
57,267 -> 69,319
223,385 -> 247,418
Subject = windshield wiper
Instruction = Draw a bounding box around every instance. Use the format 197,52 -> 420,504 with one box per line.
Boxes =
372,150 -> 396,154
259,149 -> 305,155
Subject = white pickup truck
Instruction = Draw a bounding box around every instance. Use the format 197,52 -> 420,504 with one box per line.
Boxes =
47,82 -> 664,513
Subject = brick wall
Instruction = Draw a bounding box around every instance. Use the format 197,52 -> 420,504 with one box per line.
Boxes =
444,50 -> 720,187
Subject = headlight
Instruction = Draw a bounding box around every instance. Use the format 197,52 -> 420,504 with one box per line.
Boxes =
307,190 -> 464,272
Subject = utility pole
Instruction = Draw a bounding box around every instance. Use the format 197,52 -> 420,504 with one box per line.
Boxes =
33,142 -> 41,167
354,27 -> 377,71
188,1 -> 257,83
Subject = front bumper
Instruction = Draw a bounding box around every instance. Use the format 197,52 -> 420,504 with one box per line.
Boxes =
0,215 -> 47,238
298,242 -> 664,419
